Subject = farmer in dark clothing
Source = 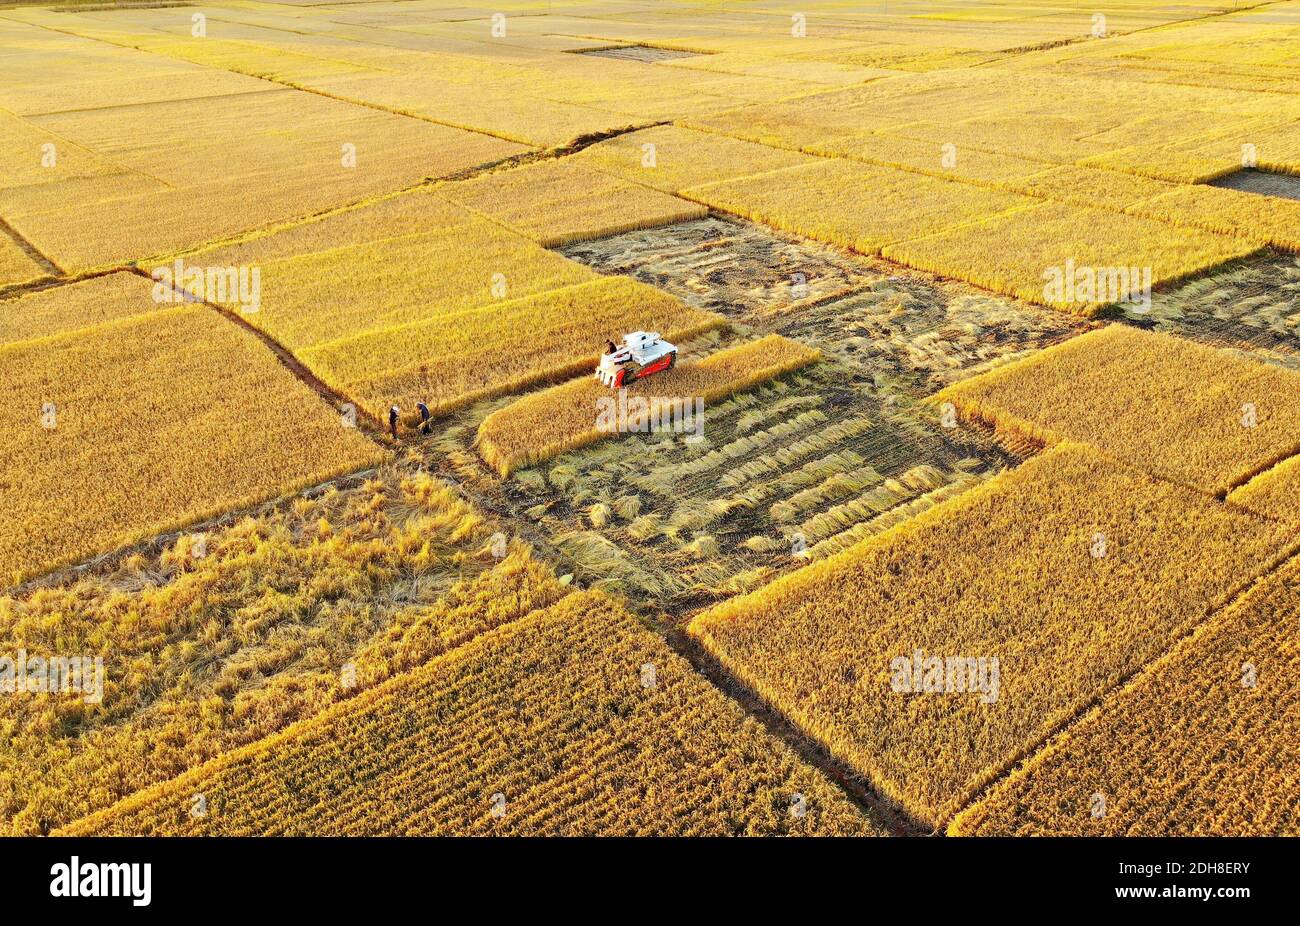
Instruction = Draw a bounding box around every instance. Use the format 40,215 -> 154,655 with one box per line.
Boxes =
605,339 -> 617,354
389,405 -> 400,440
417,402 -> 431,435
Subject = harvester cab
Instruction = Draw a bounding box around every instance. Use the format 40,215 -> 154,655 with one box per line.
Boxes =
595,331 -> 677,388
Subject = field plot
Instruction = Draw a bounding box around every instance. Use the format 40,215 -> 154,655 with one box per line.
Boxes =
1129,183 -> 1300,252
689,443 -> 1295,828
477,334 -> 821,476
1,272 -> 158,343
0,232 -> 45,289
0,468 -> 569,834
683,159 -> 1032,257
1214,169 -> 1300,201
883,202 -> 1264,314
308,275 -> 725,420
441,159 -> 706,246
63,591 -> 880,836
558,215 -> 877,313
0,298 -> 384,586
952,553 -> 1300,836
424,217 -> 1081,605
187,191 -> 595,350
936,324 -> 1300,495
2,67 -> 524,271
3,0 -> 1299,842
574,124 -> 815,193
176,187 -> 723,420
0,15 -> 266,116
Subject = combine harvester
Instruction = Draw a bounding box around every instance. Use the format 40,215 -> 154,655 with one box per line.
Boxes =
595,331 -> 676,388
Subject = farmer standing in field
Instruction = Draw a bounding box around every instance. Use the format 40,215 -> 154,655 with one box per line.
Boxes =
389,405 -> 400,440
417,402 -> 431,434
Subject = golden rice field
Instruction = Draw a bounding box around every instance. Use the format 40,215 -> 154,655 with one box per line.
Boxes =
2,0 -> 1299,845
188,194 -> 596,350
574,124 -> 814,193
0,297 -> 384,587
1229,455 -> 1300,524
683,159 -> 1033,257
63,590 -> 879,836
441,159 -> 708,246
315,275 -> 725,419
476,334 -> 821,476
951,554 -> 1300,836
0,469 -> 568,834
0,271 -> 157,342
881,202 -> 1265,313
935,324 -> 1300,495
689,443 -> 1295,828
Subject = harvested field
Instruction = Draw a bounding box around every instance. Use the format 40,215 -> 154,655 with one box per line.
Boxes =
578,45 -> 706,63
1211,170 -> 1300,202
1126,250 -> 1300,371
477,334 -> 822,476
419,217 -> 1081,605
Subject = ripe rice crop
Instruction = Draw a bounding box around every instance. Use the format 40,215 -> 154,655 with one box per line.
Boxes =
0,235 -> 45,289
824,133 -> 1046,186
881,202 -> 1263,314
1,272 -> 158,343
0,108 -> 120,193
689,442 -> 1293,828
934,324 -> 1300,496
950,553 -> 1300,836
7,89 -> 524,271
1228,454 -> 1300,524
0,469 -> 568,834
307,275 -> 726,420
0,304 -> 385,586
683,159 -> 1031,256
0,14 -> 266,115
63,591 -> 880,836
476,334 -> 821,476
1128,184 -> 1300,253
193,189 -> 475,267
1080,118 -> 1284,184
441,159 -> 707,247
1003,165 -> 1177,212
575,125 -> 813,193
195,211 -> 597,351
303,72 -> 636,148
